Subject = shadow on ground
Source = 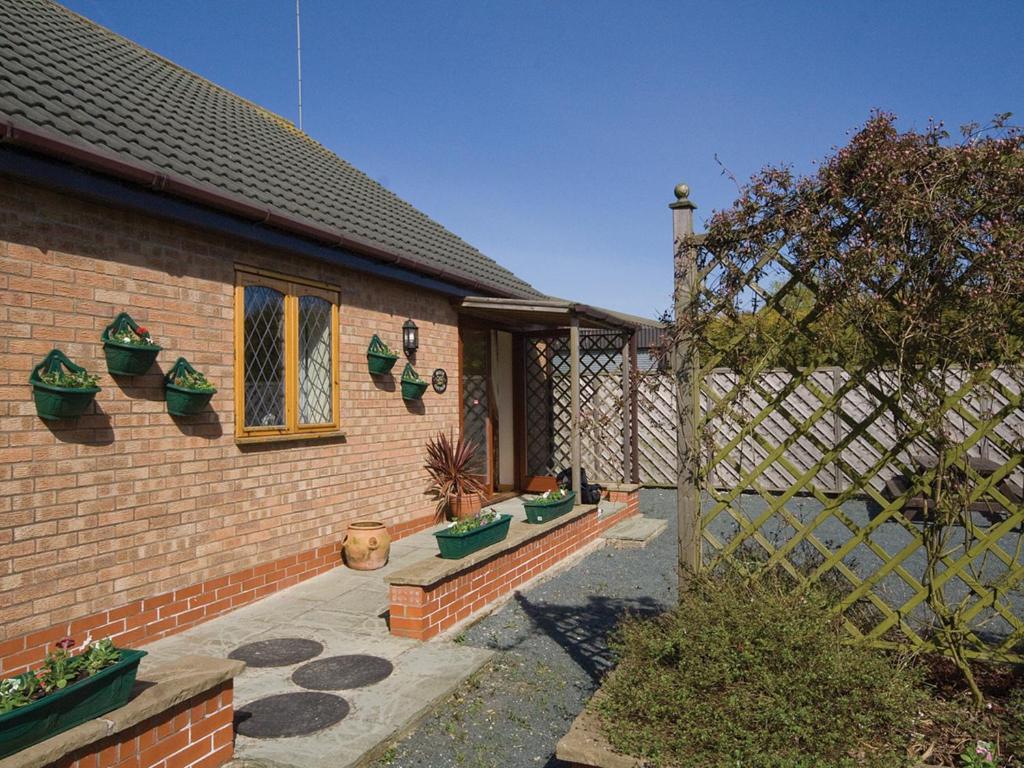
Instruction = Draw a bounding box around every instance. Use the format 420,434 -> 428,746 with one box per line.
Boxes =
509,592 -> 663,684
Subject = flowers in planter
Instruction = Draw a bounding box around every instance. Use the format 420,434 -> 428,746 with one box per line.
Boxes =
108,324 -> 155,346
0,638 -> 121,713
101,312 -> 161,376
38,368 -> 100,389
170,368 -> 214,392
30,349 -> 102,420
538,488 -> 568,502
446,509 -> 498,535
164,357 -> 217,416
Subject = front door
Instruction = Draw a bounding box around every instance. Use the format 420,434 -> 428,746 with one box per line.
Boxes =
460,327 -> 496,495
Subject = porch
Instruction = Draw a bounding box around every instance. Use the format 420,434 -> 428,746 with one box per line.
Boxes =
455,297 -> 644,499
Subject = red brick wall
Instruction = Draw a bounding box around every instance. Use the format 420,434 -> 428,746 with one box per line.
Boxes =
0,178 -> 461,672
389,492 -> 639,641
53,680 -> 235,768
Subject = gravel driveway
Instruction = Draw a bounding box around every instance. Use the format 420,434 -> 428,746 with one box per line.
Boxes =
375,489 -> 677,768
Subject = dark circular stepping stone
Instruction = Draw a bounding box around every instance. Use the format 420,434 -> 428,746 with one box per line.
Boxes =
292,654 -> 394,690
228,638 -> 323,668
235,692 -> 349,738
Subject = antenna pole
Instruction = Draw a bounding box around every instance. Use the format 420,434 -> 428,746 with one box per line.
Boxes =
295,0 -> 303,131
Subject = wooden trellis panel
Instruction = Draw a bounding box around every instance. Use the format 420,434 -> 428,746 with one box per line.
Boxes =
523,331 -> 630,482
687,250 -> 1024,664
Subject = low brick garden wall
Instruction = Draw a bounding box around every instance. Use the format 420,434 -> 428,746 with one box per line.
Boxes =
387,485 -> 641,641
0,656 -> 243,768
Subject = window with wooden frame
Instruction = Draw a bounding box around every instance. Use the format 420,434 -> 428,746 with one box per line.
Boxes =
234,267 -> 340,440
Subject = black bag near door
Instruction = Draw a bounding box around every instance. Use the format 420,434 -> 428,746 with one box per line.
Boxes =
555,467 -> 604,505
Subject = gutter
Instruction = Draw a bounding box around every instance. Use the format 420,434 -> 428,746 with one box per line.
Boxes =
0,115 -> 520,299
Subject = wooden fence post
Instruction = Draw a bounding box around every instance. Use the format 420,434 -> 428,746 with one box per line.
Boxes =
570,315 -> 582,500
671,183 -> 701,590
621,332 -> 633,483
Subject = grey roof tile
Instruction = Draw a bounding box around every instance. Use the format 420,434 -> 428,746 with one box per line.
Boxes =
0,0 -> 542,298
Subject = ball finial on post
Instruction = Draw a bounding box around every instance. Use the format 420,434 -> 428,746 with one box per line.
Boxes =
674,183 -> 690,201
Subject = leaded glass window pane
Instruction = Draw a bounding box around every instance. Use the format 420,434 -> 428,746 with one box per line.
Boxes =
244,285 -> 285,427
299,295 -> 333,424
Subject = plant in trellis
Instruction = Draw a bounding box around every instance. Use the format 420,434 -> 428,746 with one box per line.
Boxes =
675,111 -> 1024,705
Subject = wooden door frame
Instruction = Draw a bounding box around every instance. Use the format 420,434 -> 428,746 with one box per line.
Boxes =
458,322 -> 497,497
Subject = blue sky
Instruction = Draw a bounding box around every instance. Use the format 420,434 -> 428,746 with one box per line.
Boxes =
62,1 -> 1024,318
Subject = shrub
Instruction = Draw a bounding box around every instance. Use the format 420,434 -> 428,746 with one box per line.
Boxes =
595,572 -> 925,767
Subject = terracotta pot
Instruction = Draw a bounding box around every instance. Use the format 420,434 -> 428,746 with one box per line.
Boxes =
342,521 -> 391,571
449,492 -> 482,520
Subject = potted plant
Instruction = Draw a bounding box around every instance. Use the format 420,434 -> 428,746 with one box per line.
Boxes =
523,487 -> 577,524
164,357 -> 216,416
101,312 -> 161,376
366,334 -> 399,375
29,350 -> 101,420
0,637 -> 146,759
433,510 -> 513,559
425,431 -> 486,520
401,362 -> 428,401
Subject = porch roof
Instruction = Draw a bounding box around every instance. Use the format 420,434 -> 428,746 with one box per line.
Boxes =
457,296 -> 648,332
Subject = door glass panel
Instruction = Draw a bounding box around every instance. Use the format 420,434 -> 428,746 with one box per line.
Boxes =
243,285 -> 285,427
462,329 -> 490,479
298,295 -> 333,424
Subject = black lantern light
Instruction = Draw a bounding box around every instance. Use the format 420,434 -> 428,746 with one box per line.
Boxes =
402,319 -> 419,355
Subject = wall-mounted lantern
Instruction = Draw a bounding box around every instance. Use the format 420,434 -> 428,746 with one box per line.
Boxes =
402,319 -> 419,356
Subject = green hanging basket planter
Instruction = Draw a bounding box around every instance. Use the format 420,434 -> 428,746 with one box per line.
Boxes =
366,334 -> 399,375
400,362 -> 428,401
164,357 -> 217,416
101,312 -> 161,376
29,350 -> 101,420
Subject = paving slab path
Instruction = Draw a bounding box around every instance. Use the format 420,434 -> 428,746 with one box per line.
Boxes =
372,489 -> 676,768
142,523 -> 494,768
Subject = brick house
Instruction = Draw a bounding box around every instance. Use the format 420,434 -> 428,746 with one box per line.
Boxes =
0,0 -> 642,674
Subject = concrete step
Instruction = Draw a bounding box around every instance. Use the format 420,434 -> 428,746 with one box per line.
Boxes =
600,515 -> 667,549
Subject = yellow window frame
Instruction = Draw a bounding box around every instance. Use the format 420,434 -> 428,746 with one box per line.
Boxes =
234,266 -> 341,441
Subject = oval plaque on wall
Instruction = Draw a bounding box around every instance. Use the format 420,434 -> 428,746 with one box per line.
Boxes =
431,368 -> 448,394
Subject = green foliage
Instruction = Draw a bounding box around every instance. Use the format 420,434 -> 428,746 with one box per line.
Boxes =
595,572 -> 925,768
690,112 -> 1024,372
108,322 -> 155,346
446,510 -> 497,535
0,637 -> 121,713
40,369 -> 99,389
172,369 -> 215,392
424,431 -> 486,518
529,488 -> 570,504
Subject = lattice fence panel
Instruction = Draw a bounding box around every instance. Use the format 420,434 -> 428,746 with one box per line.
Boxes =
688,249 -> 1024,664
524,331 -> 629,482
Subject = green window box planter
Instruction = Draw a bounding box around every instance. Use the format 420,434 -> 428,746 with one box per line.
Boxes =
367,334 -> 399,375
400,362 -> 428,401
164,358 -> 216,416
30,350 -> 101,420
434,513 -> 512,559
523,490 -> 576,524
0,649 -> 146,759
101,312 -> 161,376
